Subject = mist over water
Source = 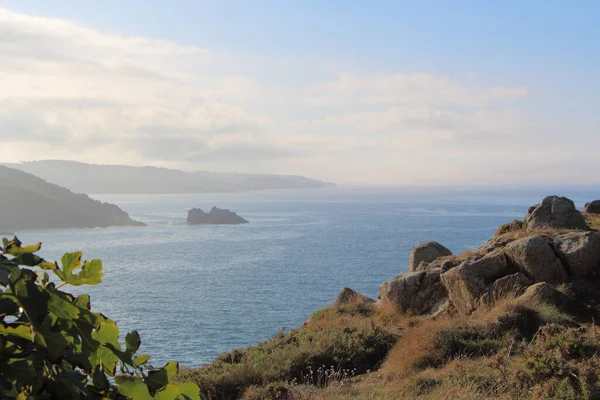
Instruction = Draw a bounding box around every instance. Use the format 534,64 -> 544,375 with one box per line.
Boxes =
13,186 -> 599,366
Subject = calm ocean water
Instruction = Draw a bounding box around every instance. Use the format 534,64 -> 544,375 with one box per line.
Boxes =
11,186 -> 599,367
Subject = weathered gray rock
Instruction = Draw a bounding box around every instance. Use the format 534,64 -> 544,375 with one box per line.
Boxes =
416,260 -> 445,272
333,287 -> 374,307
441,258 -> 461,272
525,196 -> 589,231
440,251 -> 516,315
518,282 -> 565,307
486,272 -> 531,304
552,231 -> 600,277
408,241 -> 452,273
506,236 -> 567,284
378,268 -> 447,315
584,200 -> 600,214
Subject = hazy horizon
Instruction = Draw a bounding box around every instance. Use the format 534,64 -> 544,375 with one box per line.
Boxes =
0,1 -> 598,185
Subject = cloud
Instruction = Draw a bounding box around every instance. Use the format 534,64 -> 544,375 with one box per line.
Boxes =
307,73 -> 529,107
1,7 -> 596,185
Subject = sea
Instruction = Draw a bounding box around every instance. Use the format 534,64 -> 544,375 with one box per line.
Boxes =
11,186 -> 600,367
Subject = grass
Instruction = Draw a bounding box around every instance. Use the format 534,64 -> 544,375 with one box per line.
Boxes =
176,289 -> 600,399
176,298 -> 396,399
495,219 -> 527,236
583,212 -> 600,230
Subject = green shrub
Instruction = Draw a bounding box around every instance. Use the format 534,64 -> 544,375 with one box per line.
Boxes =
416,326 -> 506,369
0,237 -> 199,399
515,324 -> 600,399
176,322 -> 396,399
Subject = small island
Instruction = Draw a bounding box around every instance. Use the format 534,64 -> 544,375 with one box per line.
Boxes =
186,206 -> 249,225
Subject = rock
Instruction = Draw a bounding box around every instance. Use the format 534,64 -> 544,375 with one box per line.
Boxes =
378,268 -> 447,315
333,287 -> 374,307
408,241 -> 452,273
486,273 -> 531,304
482,236 -> 517,252
415,261 -> 442,272
505,236 -> 567,284
187,207 -> 249,225
518,282 -> 565,307
552,231 -> 600,277
584,200 -> 600,214
440,259 -> 461,272
440,251 -> 516,315
525,196 -> 589,231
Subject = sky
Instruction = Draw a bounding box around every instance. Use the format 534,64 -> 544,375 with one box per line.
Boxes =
0,1 -> 598,185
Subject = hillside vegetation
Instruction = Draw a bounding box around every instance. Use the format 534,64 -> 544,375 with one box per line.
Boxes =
177,197 -> 600,400
0,166 -> 144,230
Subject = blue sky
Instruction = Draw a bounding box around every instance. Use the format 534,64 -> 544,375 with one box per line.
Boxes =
0,1 -> 598,184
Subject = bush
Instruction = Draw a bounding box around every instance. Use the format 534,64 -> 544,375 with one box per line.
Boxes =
176,321 -> 396,399
416,326 -> 506,369
0,237 -> 199,399
515,324 -> 600,399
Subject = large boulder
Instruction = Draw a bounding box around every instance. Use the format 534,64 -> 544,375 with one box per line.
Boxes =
440,251 -> 516,315
187,207 -> 249,225
408,241 -> 452,273
552,231 -> 600,277
485,272 -> 531,304
584,200 -> 600,214
378,268 -> 447,315
525,196 -> 589,231
505,236 -> 567,284
518,282 -> 566,308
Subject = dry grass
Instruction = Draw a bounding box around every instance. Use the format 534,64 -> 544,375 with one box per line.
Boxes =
178,288 -> 597,400
495,219 -> 526,236
436,249 -> 480,265
493,226 -> 574,243
584,212 -> 600,230
176,297 -> 396,399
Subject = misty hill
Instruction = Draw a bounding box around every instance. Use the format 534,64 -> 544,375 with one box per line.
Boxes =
4,161 -> 334,194
0,166 -> 145,230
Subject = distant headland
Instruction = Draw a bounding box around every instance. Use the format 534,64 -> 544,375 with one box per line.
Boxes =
0,166 -> 145,230
3,160 -> 335,194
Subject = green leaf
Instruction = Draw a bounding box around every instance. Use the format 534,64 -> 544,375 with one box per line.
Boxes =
47,290 -> 81,320
153,383 -> 200,400
74,294 -> 91,309
126,331 -> 142,357
55,252 -> 103,286
91,366 -> 111,391
33,326 -> 69,361
115,375 -> 152,400
0,323 -> 32,341
11,253 -> 45,268
0,264 -> 11,285
134,354 -> 151,367
91,319 -> 121,376
0,296 -> 19,316
5,239 -> 41,256
147,362 -> 179,392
